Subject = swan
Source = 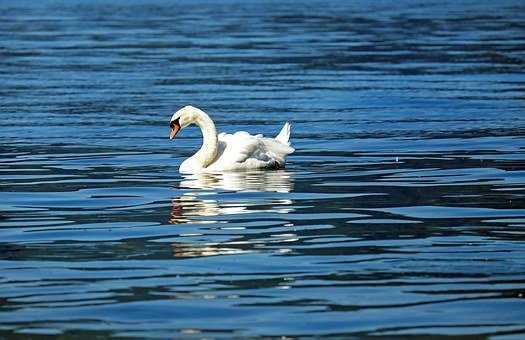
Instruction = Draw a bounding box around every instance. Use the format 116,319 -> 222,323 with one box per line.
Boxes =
169,106 -> 294,173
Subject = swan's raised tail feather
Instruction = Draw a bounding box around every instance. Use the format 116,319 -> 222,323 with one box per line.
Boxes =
275,122 -> 291,145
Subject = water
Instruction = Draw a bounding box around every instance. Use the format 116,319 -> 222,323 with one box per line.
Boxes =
1,0 -> 525,338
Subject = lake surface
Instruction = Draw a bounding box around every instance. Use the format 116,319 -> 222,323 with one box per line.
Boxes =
1,0 -> 525,338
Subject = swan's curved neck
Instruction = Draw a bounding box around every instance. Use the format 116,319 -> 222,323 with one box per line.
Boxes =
192,110 -> 218,168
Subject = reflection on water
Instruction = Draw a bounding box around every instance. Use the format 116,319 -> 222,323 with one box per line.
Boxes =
179,170 -> 294,193
169,171 -> 296,254
171,242 -> 250,258
170,171 -> 293,224
168,170 -> 299,258
1,0 -> 525,338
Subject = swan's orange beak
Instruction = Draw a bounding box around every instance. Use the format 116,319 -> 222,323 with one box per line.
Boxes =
169,121 -> 181,140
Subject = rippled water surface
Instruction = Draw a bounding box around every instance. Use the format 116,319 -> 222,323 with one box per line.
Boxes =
1,0 -> 525,338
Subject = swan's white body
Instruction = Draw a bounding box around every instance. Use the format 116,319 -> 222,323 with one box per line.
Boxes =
169,106 -> 294,174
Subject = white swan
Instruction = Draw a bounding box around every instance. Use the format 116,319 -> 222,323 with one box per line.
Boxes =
169,106 -> 294,173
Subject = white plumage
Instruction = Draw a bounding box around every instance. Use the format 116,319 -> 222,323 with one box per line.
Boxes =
169,106 -> 294,174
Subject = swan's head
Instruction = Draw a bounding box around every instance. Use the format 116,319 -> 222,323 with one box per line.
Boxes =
169,105 -> 203,140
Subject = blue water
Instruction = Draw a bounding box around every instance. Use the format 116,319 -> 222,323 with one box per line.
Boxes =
1,0 -> 525,338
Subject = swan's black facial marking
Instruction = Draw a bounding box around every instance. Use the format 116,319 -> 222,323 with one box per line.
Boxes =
169,118 -> 181,140
170,118 -> 180,129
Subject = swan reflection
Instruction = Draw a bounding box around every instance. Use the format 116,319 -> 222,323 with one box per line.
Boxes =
168,171 -> 296,257
179,170 -> 294,193
171,242 -> 250,258
169,170 -> 294,225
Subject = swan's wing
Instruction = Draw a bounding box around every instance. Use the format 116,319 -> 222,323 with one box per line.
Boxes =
275,122 -> 291,145
213,131 -> 293,170
216,131 -> 265,165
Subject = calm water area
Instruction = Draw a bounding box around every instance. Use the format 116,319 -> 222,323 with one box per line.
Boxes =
1,0 -> 525,338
